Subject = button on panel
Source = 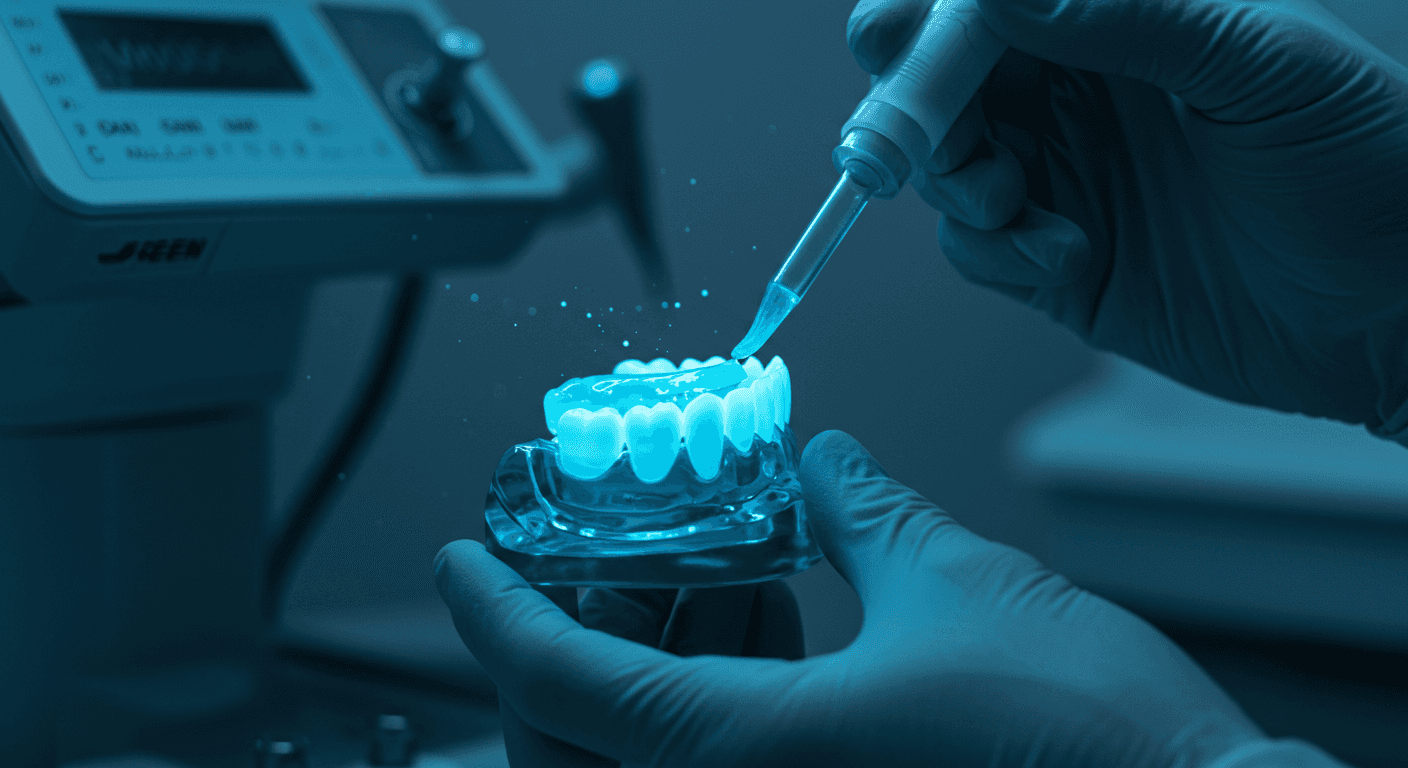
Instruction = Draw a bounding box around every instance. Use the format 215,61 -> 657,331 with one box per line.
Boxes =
223,117 -> 259,134
95,118 -> 139,137
1,0 -> 421,182
160,118 -> 203,135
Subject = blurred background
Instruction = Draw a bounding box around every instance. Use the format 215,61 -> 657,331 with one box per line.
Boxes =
272,1 -> 1408,766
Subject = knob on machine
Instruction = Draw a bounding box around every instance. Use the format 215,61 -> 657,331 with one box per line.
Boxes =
402,26 -> 484,139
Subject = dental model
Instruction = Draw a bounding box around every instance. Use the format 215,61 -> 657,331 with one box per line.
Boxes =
544,355 -> 791,483
483,354 -> 820,588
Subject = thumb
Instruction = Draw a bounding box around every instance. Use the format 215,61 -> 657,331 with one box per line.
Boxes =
799,431 -> 993,607
976,0 -> 1374,122
434,540 -> 767,764
847,0 -> 929,75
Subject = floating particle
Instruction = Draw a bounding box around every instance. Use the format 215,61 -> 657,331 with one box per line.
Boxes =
635,305 -> 642,312
661,301 -> 668,309
701,289 -> 709,297
560,301 -> 567,307
690,178 -> 696,185
586,312 -> 592,318
528,307 -> 537,316
623,340 -> 630,347
674,301 -> 681,308
412,234 -> 418,241
470,293 -> 479,302
608,307 -> 614,312
752,245 -> 757,250
684,227 -> 690,233
444,283 -> 450,289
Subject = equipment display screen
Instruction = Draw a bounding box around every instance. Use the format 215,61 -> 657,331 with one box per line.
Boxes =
59,12 -> 309,92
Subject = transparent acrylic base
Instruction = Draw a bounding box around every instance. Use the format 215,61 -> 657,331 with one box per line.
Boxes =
482,429 -> 822,588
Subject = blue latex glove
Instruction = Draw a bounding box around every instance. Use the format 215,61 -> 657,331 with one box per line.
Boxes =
437,431 -> 1346,767
849,0 -> 1408,443
489,582 -> 803,766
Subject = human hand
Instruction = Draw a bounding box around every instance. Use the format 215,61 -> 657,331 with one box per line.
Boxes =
848,0 -> 1408,443
486,582 -> 803,767
437,430 -> 1342,767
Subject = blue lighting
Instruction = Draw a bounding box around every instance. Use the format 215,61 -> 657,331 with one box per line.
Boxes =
581,59 -> 620,98
543,356 -> 789,484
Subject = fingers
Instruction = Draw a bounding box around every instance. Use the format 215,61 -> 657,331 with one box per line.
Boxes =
847,0 -> 929,75
799,431 -> 994,606
579,588 -> 676,647
582,583 -> 805,661
938,203 -> 1091,288
434,540 -> 758,762
925,96 -> 988,176
507,588 -> 675,768
745,581 -> 806,661
974,0 -> 1365,122
660,585 -> 759,657
657,582 -> 805,660
499,698 -> 617,768
915,135 -> 1026,231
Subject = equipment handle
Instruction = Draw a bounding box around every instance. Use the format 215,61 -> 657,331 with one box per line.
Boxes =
840,0 -> 1007,189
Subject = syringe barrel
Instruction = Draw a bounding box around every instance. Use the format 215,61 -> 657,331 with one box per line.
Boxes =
833,0 -> 1007,198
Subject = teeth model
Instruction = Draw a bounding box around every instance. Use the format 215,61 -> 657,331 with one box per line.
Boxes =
543,355 -> 791,483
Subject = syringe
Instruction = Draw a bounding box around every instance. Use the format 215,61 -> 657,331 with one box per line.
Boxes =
732,0 -> 1008,360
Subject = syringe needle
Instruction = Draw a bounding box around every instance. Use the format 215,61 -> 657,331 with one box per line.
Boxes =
733,0 -> 1007,361
732,169 -> 875,360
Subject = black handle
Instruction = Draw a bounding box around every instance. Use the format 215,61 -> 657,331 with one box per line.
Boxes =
569,59 -> 671,296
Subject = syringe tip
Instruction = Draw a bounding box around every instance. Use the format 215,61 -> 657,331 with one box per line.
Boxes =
731,282 -> 801,361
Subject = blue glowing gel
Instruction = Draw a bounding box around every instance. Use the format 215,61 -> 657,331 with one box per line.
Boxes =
484,354 -> 820,588
541,356 -> 791,484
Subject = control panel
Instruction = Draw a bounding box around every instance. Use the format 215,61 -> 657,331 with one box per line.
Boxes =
0,0 -> 577,301
0,0 -> 562,211
6,5 -> 414,181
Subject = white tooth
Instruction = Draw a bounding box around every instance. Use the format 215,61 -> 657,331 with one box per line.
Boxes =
679,358 -> 705,370
766,356 -> 790,426
722,387 -> 755,453
751,376 -> 776,443
682,393 -> 725,480
613,358 -> 677,374
555,407 -> 625,480
741,356 -> 765,380
624,402 -> 683,483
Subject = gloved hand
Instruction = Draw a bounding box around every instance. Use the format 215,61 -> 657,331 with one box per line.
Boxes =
487,582 -> 804,766
437,431 -> 1345,767
848,0 -> 1408,443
